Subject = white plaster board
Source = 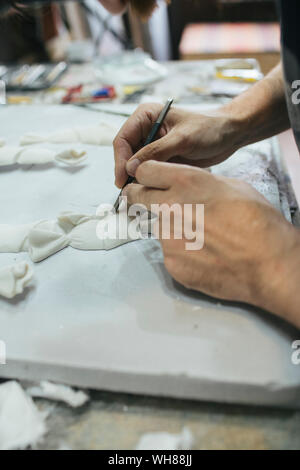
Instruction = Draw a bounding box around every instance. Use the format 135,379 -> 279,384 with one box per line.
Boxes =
0,105 -> 299,409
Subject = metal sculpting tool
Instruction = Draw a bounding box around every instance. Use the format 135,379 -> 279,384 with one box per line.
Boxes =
114,98 -> 173,212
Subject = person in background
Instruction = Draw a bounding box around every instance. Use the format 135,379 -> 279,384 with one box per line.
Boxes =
99,0 -> 127,14
0,0 -> 128,14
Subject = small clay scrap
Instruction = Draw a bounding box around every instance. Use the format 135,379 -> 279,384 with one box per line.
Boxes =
135,427 -> 194,451
0,261 -> 34,299
27,381 -> 89,408
0,381 -> 47,450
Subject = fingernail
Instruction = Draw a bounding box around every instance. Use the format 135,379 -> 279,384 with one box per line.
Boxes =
126,159 -> 140,176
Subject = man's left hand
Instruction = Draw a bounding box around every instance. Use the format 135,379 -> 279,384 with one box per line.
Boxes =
123,160 -> 300,327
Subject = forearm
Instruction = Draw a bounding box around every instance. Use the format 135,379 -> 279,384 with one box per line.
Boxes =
219,62 -> 290,149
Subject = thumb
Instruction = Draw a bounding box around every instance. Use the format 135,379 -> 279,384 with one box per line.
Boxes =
126,132 -> 180,177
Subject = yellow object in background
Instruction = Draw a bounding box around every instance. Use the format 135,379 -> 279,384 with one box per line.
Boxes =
123,85 -> 143,96
8,96 -> 32,104
216,69 -> 263,83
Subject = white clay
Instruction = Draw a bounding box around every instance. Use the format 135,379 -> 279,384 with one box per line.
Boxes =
0,223 -> 34,252
0,209 -> 152,262
0,262 -> 34,299
27,381 -> 89,408
135,427 -> 194,451
58,211 -> 129,251
0,146 -> 21,166
17,148 -> 55,165
0,219 -> 70,262
75,124 -> 116,146
58,208 -> 147,251
0,381 -> 46,450
55,149 -> 87,166
20,129 -> 78,146
0,146 -> 87,167
20,122 -> 117,146
27,220 -> 70,263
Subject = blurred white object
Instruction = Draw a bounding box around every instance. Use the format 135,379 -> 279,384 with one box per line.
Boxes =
210,79 -> 250,97
55,149 -> 87,166
135,427 -> 194,451
0,146 -> 88,167
215,58 -> 261,71
27,381 -> 89,408
94,50 -> 168,86
148,0 -> 171,61
0,381 -> 46,450
85,0 -> 125,57
20,122 -> 117,146
57,442 -> 72,450
219,69 -> 263,82
67,40 -> 94,63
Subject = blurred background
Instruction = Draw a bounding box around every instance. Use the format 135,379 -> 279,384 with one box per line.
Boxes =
0,0 -> 281,104
0,0 -> 280,65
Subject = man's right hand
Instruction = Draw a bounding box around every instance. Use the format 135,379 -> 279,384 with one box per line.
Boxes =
114,64 -> 291,189
113,103 -> 241,188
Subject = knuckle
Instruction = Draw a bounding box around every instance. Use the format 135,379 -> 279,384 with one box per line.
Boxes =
137,103 -> 148,113
147,143 -> 160,161
135,104 -> 151,120
136,146 -> 159,166
139,152 -> 151,164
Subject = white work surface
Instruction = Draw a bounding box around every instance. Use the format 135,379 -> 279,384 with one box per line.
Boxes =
0,105 -> 299,409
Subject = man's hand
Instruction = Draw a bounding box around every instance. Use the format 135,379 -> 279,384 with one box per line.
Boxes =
114,64 -> 290,188
123,161 -> 300,328
114,104 -> 241,188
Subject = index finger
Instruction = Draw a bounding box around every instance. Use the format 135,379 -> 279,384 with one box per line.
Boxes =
135,160 -> 175,189
113,104 -> 164,188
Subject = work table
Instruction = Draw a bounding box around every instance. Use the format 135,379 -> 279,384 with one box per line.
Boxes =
1,60 -> 300,451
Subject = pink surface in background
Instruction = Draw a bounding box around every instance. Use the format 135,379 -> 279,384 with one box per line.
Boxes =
180,22 -> 281,55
